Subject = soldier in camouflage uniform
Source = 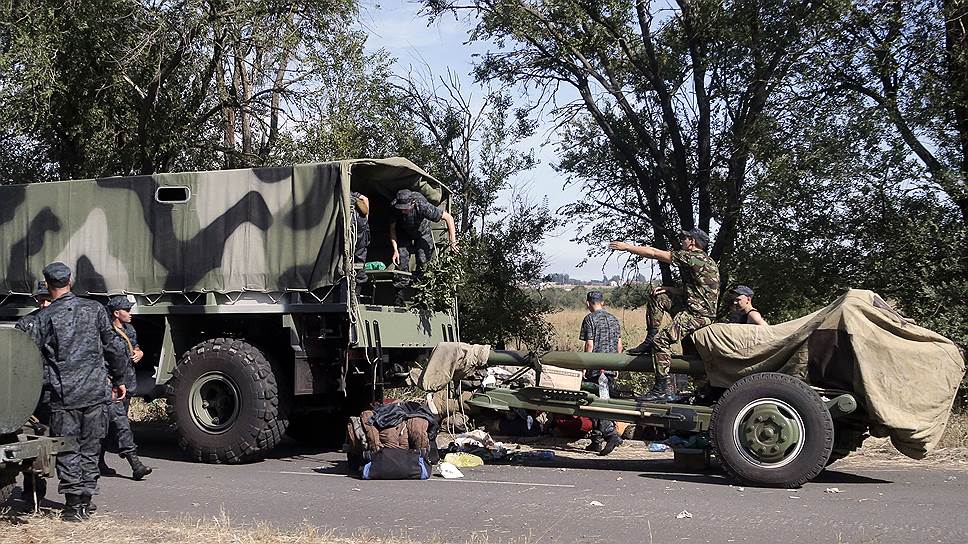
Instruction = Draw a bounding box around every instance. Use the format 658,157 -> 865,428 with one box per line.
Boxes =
26,262 -> 128,522
579,291 -> 624,455
15,281 -> 52,509
390,189 -> 458,278
609,228 -> 720,402
98,296 -> 152,481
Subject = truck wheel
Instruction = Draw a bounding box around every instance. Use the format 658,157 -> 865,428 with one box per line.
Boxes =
710,373 -> 834,488
169,338 -> 289,463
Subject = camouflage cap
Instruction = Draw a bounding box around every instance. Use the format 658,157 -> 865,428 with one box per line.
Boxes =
106,295 -> 134,312
681,228 -> 710,250
42,261 -> 72,288
730,285 -> 754,297
586,291 -> 605,303
35,281 -> 49,298
392,189 -> 415,209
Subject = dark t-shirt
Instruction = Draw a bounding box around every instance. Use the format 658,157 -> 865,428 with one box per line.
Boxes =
396,194 -> 443,241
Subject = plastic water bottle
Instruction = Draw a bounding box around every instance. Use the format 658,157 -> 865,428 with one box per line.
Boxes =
598,371 -> 610,400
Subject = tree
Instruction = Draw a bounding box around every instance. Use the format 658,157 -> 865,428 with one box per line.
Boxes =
420,0 -> 846,284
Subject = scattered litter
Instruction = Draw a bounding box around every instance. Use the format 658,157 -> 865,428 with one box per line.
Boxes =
558,468 -> 568,472
589,500 -> 604,506
438,462 -> 464,479
675,510 -> 693,519
648,442 -> 672,452
454,430 -> 500,449
736,487 -> 745,492
443,452 -> 484,468
824,487 -> 843,494
280,491 -> 289,494
946,476 -> 958,482
352,488 -> 361,492
510,450 -> 556,462
616,477 -> 623,481
788,496 -> 801,499
191,502 -> 199,507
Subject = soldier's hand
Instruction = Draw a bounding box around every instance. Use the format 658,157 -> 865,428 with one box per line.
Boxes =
392,251 -> 400,265
113,384 -> 127,401
450,241 -> 459,254
132,348 -> 144,364
608,241 -> 630,252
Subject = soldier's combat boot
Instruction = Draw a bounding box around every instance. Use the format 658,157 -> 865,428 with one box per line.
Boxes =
599,434 -> 623,456
637,377 -> 670,403
78,495 -> 94,520
585,431 -> 604,453
98,450 -> 116,476
126,453 -> 152,480
21,473 -> 46,511
61,494 -> 84,522
627,329 -> 657,355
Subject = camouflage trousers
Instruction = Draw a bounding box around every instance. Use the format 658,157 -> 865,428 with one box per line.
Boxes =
50,403 -> 108,497
646,291 -> 712,378
396,234 -> 435,275
103,397 -> 137,457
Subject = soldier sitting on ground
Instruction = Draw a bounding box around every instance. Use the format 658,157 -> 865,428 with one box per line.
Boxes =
608,228 -> 720,403
389,189 -> 458,278
727,285 -> 768,325
98,296 -> 152,481
26,262 -> 129,522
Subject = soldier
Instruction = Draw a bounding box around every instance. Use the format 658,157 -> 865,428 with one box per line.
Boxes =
15,281 -> 52,510
608,228 -> 720,402
98,296 -> 152,481
351,191 -> 371,290
728,285 -> 768,325
26,262 -> 128,522
579,291 -> 624,456
389,189 -> 458,276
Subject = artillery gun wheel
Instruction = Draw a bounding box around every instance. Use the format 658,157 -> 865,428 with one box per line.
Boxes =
711,373 -> 834,488
169,338 -> 289,463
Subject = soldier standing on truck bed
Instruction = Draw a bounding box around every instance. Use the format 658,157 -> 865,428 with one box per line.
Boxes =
98,296 -> 152,481
389,189 -> 458,280
608,228 -> 720,403
26,262 -> 129,522
352,191 -> 371,290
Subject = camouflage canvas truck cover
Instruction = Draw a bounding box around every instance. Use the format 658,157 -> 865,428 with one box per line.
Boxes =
0,157 -> 459,463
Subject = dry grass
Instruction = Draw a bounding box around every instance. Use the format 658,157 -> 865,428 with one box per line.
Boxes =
0,509 -> 494,544
544,307 -> 648,352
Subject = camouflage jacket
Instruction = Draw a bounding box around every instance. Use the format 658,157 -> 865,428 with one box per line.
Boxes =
395,194 -> 442,241
15,310 -> 48,387
28,293 -> 128,410
671,249 -> 720,318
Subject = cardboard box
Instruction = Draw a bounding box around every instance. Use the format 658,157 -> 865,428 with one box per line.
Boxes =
537,365 -> 583,391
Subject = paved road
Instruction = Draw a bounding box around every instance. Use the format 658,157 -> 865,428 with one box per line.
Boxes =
8,425 -> 968,543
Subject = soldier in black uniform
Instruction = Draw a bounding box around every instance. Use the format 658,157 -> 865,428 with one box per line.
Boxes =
99,296 -> 152,481
351,191 -> 371,291
26,262 -> 128,522
15,281 -> 52,510
389,189 -> 457,277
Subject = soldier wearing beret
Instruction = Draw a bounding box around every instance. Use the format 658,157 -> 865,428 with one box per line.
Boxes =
389,189 -> 458,278
728,285 -> 768,325
25,262 -> 129,522
98,296 -> 152,481
609,228 -> 720,402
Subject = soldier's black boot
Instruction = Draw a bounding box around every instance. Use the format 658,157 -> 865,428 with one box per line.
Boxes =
627,335 -> 655,356
98,449 -> 116,476
61,494 -> 84,522
126,453 -> 152,480
637,377 -> 670,403
21,473 -> 46,511
78,495 -> 93,520
599,434 -> 623,456
585,431 -> 604,452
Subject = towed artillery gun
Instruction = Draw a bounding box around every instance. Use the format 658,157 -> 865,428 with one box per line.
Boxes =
465,290 -> 966,488
471,350 -> 857,488
0,328 -> 73,503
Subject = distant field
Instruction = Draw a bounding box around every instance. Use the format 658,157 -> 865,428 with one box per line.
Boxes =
544,307 -> 648,351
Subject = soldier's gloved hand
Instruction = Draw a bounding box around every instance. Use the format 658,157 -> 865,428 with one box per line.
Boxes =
113,384 -> 127,401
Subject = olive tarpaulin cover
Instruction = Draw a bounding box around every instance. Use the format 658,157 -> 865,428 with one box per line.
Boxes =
692,289 -> 966,459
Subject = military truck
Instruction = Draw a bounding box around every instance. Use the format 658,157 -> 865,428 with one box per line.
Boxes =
0,158 -> 459,464
1,328 -> 73,503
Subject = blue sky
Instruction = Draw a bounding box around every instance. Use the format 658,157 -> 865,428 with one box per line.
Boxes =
358,0 -> 634,281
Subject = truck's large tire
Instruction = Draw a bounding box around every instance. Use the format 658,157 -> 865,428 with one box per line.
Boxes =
169,338 -> 289,463
711,373 -> 834,488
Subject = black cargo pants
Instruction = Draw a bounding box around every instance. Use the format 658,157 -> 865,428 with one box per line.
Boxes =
103,397 -> 137,457
51,403 -> 108,497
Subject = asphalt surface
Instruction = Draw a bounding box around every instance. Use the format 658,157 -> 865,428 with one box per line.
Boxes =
6,424 -> 968,543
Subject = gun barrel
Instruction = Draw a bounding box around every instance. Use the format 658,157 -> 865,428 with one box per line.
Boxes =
486,350 -> 706,376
